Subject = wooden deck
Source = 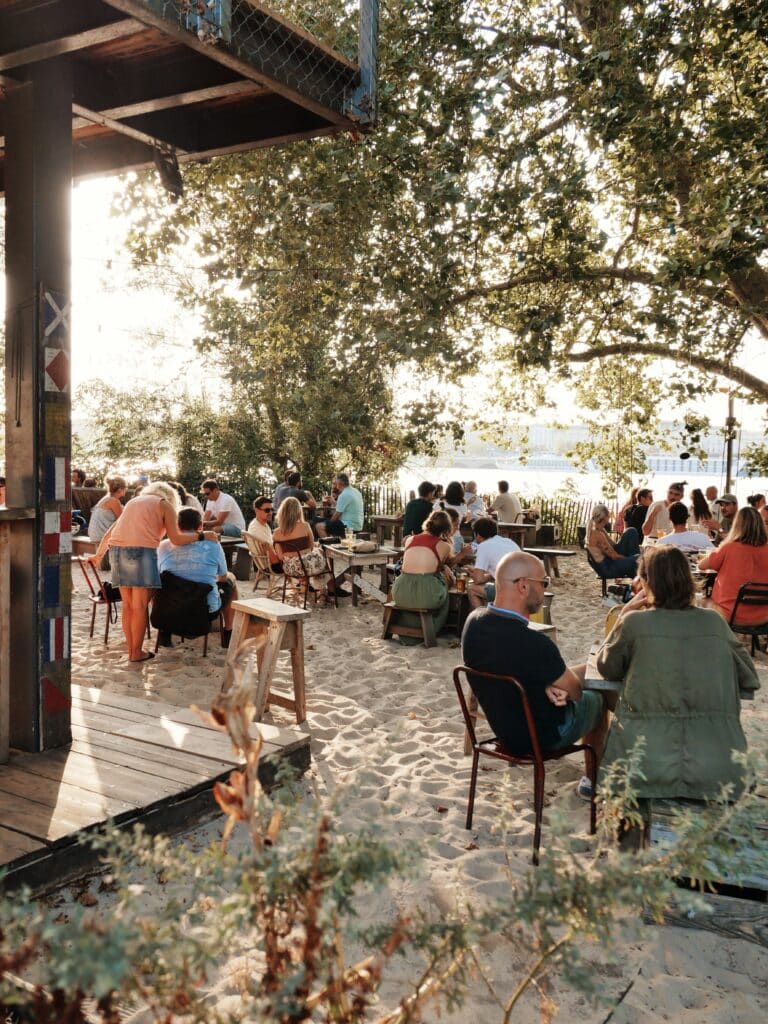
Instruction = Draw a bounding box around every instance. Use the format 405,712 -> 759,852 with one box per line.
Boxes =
0,684 -> 310,893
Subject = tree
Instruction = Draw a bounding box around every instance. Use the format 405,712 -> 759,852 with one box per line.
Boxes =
116,0 -> 768,452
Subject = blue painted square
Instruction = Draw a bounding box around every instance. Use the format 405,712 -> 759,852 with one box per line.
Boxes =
43,564 -> 60,608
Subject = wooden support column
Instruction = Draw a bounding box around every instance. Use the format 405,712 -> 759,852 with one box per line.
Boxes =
4,58 -> 73,751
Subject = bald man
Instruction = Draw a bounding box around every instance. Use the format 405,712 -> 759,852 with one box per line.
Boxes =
461,551 -> 610,799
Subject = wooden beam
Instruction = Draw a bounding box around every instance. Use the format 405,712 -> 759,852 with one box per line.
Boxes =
71,102 -> 190,154
0,17 -> 143,73
101,0 -> 355,126
97,79 -> 267,120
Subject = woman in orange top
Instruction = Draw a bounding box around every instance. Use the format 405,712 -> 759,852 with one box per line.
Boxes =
92,482 -> 207,662
699,506 -> 768,625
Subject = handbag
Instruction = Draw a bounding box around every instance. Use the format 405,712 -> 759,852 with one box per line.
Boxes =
100,580 -> 122,624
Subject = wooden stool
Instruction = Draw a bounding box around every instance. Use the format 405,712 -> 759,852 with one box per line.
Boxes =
226,598 -> 311,724
382,602 -> 436,647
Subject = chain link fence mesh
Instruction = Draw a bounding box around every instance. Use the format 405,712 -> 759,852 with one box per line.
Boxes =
139,1 -> 377,122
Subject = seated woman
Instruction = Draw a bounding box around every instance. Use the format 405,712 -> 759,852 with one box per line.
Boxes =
586,503 -> 640,579
273,496 -> 332,601
699,505 -> 768,624
747,493 -> 768,529
689,487 -> 717,535
88,475 -> 127,543
436,480 -> 469,524
445,507 -> 473,567
597,545 -> 759,800
391,510 -> 455,642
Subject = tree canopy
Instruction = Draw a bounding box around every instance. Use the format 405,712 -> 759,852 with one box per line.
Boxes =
115,0 -> 768,479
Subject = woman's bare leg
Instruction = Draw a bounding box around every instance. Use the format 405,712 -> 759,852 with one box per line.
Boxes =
121,587 -> 153,661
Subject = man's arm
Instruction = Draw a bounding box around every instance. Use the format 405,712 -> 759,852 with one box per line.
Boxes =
545,664 -> 585,705
642,502 -> 660,536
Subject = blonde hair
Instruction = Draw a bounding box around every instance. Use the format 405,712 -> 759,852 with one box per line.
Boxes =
726,506 -> 768,547
277,495 -> 304,534
141,481 -> 179,510
107,475 -> 126,495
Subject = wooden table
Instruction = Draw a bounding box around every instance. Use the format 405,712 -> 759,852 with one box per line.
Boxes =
326,545 -> 400,605
226,598 -> 311,723
372,515 -> 404,548
496,523 -> 529,547
526,546 -> 576,579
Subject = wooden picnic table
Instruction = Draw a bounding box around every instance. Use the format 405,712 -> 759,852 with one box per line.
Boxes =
326,544 -> 400,606
372,515 -> 403,548
526,546 -> 576,579
496,522 -> 529,547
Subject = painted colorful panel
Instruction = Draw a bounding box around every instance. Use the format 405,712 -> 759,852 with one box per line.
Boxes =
43,454 -> 70,502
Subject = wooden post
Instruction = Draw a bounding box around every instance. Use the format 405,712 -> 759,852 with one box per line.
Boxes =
4,58 -> 74,750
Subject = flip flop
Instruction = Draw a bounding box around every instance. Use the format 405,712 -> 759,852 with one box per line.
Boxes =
129,651 -> 155,663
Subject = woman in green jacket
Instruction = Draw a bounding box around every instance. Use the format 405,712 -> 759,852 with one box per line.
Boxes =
596,545 -> 759,800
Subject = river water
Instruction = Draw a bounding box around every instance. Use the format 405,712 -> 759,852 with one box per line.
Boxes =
396,461 -> 768,506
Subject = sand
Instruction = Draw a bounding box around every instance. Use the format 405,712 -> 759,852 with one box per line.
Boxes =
61,551 -> 768,1021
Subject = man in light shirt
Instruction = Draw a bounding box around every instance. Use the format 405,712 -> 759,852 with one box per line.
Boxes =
463,481 -> 486,520
201,479 -> 246,537
467,517 -> 521,608
246,495 -> 282,573
489,480 -> 523,523
642,481 -> 686,537
655,502 -> 715,552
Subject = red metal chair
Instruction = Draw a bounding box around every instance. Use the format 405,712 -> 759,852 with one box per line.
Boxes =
728,581 -> 768,655
73,555 -> 148,644
453,666 -> 597,865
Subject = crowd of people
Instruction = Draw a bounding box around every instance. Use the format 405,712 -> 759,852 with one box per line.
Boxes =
460,482 -> 765,813
84,468 -> 366,660
75,462 -> 763,824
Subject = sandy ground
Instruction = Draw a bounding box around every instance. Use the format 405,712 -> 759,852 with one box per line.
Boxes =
61,550 -> 768,1022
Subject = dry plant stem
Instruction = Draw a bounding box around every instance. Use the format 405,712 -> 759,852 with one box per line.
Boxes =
467,947 -> 506,1012
502,933 -> 572,1024
373,944 -> 468,1024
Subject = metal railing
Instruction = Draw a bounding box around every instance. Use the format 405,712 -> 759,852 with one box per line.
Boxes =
139,1 -> 378,122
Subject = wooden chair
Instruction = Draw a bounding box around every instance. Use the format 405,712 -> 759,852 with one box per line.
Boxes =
74,555 -> 149,644
729,582 -> 768,655
278,537 -> 337,609
453,666 -> 597,865
241,531 -> 281,596
382,602 -> 437,647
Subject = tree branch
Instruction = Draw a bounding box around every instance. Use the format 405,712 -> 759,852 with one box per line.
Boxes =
567,343 -> 768,401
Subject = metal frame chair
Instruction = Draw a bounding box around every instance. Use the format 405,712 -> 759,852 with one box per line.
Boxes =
453,666 -> 597,865
240,531 -> 281,596
74,555 -> 149,644
278,537 -> 337,609
728,581 -> 768,655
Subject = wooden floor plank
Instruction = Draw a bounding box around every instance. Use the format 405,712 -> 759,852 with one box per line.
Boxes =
1,766 -> 137,820
0,826 -> 47,865
73,685 -> 309,749
114,720 -> 248,763
67,739 -> 228,787
69,723 -> 236,777
0,790 -> 93,843
7,749 -> 182,802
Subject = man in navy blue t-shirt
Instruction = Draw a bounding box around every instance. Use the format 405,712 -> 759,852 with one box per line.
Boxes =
461,551 -> 609,798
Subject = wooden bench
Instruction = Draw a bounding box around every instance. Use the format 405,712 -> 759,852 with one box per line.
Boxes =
381,602 -> 436,648
525,546 -> 576,579
72,535 -> 98,556
225,598 -> 311,724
